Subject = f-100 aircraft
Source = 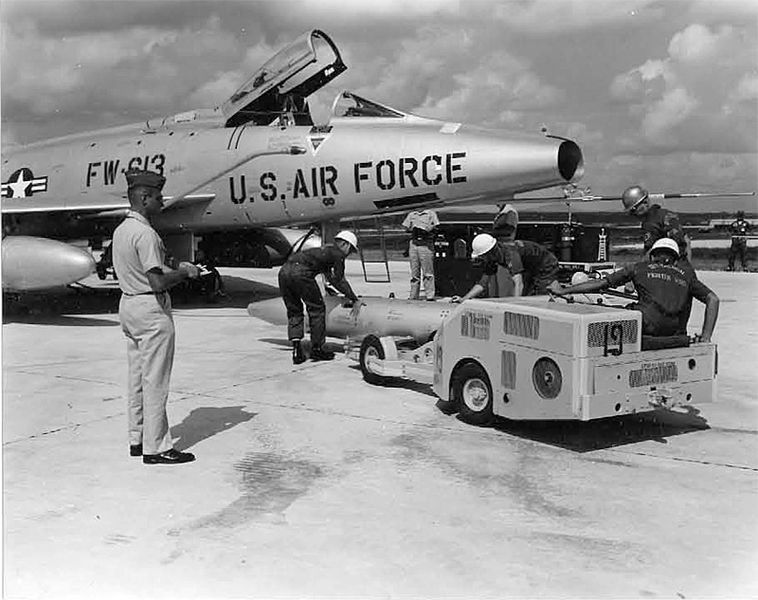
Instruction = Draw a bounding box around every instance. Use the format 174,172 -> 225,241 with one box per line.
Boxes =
1,29 -> 584,291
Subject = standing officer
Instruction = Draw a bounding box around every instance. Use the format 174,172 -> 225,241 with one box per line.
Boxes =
549,238 -> 719,341
727,210 -> 751,271
622,185 -> 690,259
278,231 -> 361,364
402,208 -> 439,300
112,169 -> 200,465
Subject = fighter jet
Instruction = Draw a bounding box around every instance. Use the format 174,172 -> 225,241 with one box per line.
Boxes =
1,29 -> 584,291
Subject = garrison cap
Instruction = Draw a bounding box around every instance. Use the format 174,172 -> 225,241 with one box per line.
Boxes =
125,169 -> 165,191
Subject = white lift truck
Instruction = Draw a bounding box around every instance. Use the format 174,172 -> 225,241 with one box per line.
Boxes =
350,296 -> 717,424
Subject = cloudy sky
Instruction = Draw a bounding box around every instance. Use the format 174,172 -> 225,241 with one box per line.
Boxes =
1,0 -> 757,212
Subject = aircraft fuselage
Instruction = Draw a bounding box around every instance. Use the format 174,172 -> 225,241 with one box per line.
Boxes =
3,116 -> 582,237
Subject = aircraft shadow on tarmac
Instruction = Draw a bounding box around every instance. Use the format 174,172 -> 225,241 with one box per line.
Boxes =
2,275 -> 281,324
171,405 -> 258,452
486,405 -> 710,452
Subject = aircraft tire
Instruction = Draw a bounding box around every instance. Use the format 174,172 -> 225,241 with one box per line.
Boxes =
453,361 -> 494,426
359,334 -> 387,386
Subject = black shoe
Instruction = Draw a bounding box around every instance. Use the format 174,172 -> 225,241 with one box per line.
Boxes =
310,346 -> 335,361
143,448 -> 195,465
130,444 -> 142,457
292,341 -> 306,365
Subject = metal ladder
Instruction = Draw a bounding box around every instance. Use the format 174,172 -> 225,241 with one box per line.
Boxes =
353,217 -> 391,283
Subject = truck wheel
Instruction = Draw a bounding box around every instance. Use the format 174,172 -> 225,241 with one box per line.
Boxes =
359,334 -> 386,385
454,362 -> 493,426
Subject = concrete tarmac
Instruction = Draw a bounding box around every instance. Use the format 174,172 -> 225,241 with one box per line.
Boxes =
2,262 -> 757,599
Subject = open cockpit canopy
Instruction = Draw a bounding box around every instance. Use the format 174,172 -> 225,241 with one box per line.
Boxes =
330,91 -> 405,119
221,29 -> 346,127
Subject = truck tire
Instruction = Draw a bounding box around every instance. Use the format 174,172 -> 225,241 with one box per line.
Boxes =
359,334 -> 386,385
453,362 -> 494,426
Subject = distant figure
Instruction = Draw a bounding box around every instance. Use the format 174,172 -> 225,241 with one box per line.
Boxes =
195,247 -> 226,301
621,185 -> 690,260
402,208 -> 439,300
490,204 -> 519,296
96,242 -> 117,280
727,210 -> 751,271
492,203 -> 519,243
550,239 -> 719,340
112,169 -> 200,465
278,231 -> 362,364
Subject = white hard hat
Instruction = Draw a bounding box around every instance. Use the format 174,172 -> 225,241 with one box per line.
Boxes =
334,230 -> 358,250
570,271 -> 590,285
471,233 -> 497,258
650,238 -> 680,257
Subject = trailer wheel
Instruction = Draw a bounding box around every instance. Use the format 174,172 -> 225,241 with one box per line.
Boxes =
453,362 -> 494,426
359,334 -> 387,385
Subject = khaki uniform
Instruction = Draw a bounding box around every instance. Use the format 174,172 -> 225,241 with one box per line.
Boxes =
112,211 -> 174,455
402,209 -> 439,300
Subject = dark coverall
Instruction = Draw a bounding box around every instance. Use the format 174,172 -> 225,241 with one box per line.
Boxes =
278,245 -> 357,347
509,240 -> 560,295
478,243 -> 522,298
604,260 -> 713,336
639,204 -> 692,330
641,204 -> 688,256
728,218 -> 751,271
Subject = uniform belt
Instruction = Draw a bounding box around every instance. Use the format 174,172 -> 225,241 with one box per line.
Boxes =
123,290 -> 167,296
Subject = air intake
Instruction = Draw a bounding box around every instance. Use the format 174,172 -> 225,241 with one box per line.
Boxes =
501,351 -> 517,389
587,320 -> 638,347
503,311 -> 539,339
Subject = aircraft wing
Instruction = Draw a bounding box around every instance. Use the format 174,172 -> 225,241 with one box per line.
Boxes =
0,200 -> 130,215
0,193 -> 215,218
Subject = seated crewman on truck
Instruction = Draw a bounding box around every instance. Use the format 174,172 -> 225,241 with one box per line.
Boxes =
548,238 -> 720,342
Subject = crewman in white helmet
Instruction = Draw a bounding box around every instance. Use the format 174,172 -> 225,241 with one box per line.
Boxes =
451,232 -> 560,302
278,230 -> 361,363
549,238 -> 719,341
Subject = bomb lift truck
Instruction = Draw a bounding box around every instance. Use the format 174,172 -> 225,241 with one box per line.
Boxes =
350,296 -> 717,424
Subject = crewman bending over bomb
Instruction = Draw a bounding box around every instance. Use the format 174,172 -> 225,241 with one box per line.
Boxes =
451,233 -> 559,302
548,238 -> 719,341
278,230 -> 361,364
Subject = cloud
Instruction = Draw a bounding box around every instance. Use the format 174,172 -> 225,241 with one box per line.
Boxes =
609,23 -> 758,153
491,0 -> 662,34
1,14 -> 246,137
340,24 -> 564,128
417,50 -> 564,127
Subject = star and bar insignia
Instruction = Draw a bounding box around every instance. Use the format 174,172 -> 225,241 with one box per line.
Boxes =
1,168 -> 49,199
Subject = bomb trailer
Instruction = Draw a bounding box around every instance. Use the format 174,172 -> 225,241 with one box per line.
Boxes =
348,295 -> 716,425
